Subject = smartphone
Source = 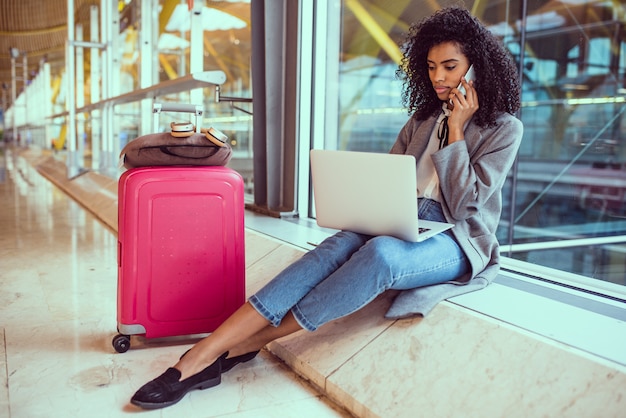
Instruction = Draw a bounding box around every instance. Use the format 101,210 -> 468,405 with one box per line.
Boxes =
457,65 -> 475,96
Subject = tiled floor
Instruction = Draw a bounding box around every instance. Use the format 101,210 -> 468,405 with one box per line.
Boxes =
4,144 -> 626,418
0,146 -> 349,418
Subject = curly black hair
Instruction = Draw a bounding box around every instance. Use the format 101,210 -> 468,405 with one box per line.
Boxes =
397,7 -> 521,127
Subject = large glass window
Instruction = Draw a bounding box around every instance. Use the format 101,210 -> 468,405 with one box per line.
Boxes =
509,0 -> 626,286
114,1 -> 253,189
322,0 -> 626,288
159,0 -> 253,190
51,0 -> 253,180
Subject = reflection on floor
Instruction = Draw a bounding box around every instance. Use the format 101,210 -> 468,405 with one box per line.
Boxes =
0,146 -> 348,418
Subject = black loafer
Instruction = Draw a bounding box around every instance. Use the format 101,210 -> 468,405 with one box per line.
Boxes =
180,349 -> 260,373
222,350 -> 260,373
130,352 -> 227,410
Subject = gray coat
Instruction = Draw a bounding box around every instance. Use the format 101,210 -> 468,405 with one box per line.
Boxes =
385,112 -> 523,318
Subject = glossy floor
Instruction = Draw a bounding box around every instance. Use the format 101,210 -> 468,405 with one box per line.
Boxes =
0,147 -> 348,418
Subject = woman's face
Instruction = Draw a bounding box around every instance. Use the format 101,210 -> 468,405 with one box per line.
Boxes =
427,42 -> 471,102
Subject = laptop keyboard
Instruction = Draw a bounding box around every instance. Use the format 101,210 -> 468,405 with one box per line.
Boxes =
418,227 -> 431,234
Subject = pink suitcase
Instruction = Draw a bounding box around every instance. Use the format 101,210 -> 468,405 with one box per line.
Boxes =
112,166 -> 245,353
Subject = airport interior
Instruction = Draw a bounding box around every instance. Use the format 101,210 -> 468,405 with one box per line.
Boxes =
1,0 -> 625,416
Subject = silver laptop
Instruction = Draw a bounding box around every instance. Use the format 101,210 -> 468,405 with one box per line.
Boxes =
310,149 -> 453,242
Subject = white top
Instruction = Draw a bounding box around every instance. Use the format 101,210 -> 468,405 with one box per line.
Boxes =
416,105 -> 451,202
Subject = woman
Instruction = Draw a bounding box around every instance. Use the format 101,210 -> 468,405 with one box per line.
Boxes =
130,6 -> 523,409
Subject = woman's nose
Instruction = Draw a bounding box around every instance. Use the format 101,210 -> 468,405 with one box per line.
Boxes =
433,68 -> 445,82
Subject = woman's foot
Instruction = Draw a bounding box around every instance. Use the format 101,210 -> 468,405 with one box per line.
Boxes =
222,350 -> 260,373
180,349 -> 261,373
130,352 -> 227,410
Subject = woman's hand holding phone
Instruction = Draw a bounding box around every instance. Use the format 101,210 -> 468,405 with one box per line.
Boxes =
447,65 -> 479,145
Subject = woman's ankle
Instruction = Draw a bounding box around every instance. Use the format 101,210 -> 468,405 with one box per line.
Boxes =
175,348 -> 222,380
227,344 -> 263,359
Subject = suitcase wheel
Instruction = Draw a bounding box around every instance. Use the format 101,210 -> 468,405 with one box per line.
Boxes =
112,334 -> 131,353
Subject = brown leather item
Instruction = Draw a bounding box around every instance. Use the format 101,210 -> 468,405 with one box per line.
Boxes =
120,131 -> 232,169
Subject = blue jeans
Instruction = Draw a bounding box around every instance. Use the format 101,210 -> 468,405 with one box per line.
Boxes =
248,199 -> 470,331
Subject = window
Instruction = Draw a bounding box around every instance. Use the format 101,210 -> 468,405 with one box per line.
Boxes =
312,0 -> 626,289
114,1 -> 253,190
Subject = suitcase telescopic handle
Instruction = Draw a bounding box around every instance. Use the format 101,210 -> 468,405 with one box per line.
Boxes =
153,102 -> 203,115
153,103 -> 204,133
